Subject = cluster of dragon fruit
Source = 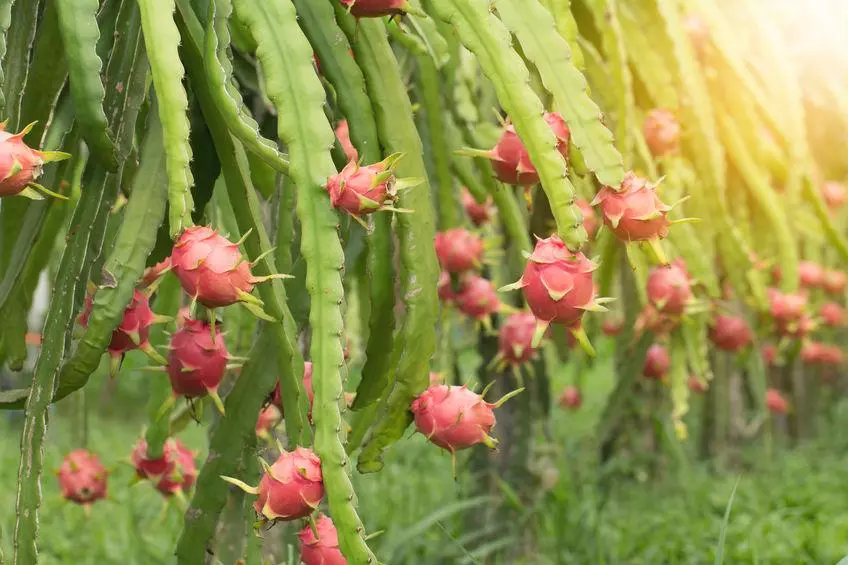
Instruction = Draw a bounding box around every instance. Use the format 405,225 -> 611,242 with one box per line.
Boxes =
1,4 -> 841,562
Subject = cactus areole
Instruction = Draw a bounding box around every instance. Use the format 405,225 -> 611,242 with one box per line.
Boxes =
170,226 -> 257,308
434,228 -> 484,273
325,153 -> 404,217
223,447 -> 324,522
339,0 -> 408,18
57,450 -> 108,506
504,235 -> 599,330
78,289 -> 156,356
592,173 -> 672,242
298,514 -> 347,565
411,385 -> 500,453
646,261 -> 692,315
487,112 -> 570,186
166,319 -> 228,399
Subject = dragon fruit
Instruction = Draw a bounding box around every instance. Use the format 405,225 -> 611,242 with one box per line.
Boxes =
592,173 -> 672,242
822,181 -> 846,209
643,344 -> 670,379
271,361 -> 314,419
766,388 -> 788,414
438,272 -> 457,302
823,269 -> 847,295
498,312 -> 540,366
761,344 -> 778,366
643,109 -> 680,157
768,288 -> 813,337
461,188 -> 493,227
820,302 -> 845,327
411,384 -> 515,453
558,386 -> 582,410
166,319 -> 229,413
222,447 -> 324,522
688,376 -> 707,393
501,235 -> 600,338
434,228 -> 484,273
335,120 -> 358,161
576,198 -> 598,239
299,514 -> 347,565
78,289 -> 157,357
646,261 -> 692,315
0,121 -> 70,199
798,261 -> 824,288
57,449 -> 108,506
170,226 -> 271,308
602,317 -> 623,336
709,315 -> 752,352
339,0 -> 408,17
131,438 -> 181,481
635,303 -> 680,336
132,438 -> 197,496
484,113 -> 570,186
325,153 -> 405,217
454,276 -> 500,320
256,404 -> 283,439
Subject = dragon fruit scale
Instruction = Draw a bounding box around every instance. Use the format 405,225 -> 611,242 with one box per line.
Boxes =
222,447 -> 324,522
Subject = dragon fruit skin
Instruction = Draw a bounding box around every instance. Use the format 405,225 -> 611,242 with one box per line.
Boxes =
509,235 -> 597,328
709,314 -> 753,352
576,198 -> 598,239
78,289 -> 157,356
646,261 -> 692,315
410,385 -> 498,453
166,319 -> 228,399
592,173 -> 672,242
688,376 -> 708,393
498,312 -> 539,366
339,0 -> 407,17
298,514 -> 347,565
454,276 -> 500,320
643,109 -> 680,157
56,449 -> 108,506
461,188 -> 493,227
170,226 -> 256,308
488,113 -> 570,186
325,154 -> 402,216
434,228 -> 484,273
643,344 -> 670,379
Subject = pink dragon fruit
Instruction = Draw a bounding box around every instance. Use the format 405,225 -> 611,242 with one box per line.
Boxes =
484,113 -> 570,186
822,181 -> 847,210
170,226 -> 271,308
339,0 -> 408,17
592,173 -> 672,242
0,121 -> 70,199
766,388 -> 788,414
299,514 -> 347,565
501,235 -> 600,338
131,438 -> 184,481
438,272 -> 457,302
454,276 -> 500,320
823,269 -> 847,295
688,376 -> 707,393
222,447 -> 324,522
798,261 -> 824,288
820,302 -> 845,327
498,312 -> 540,366
271,361 -> 314,419
643,109 -> 680,157
819,345 -> 844,366
325,153 -> 405,217
461,188 -> 493,227
602,317 -> 623,336
434,228 -> 484,273
643,344 -> 670,379
801,342 -> 826,365
151,441 -> 197,497
558,386 -> 582,410
78,289 -> 157,357
768,288 -> 813,337
761,344 -> 778,366
576,198 -> 598,239
57,449 -> 108,506
709,315 -> 752,352
256,404 -> 283,439
411,385 -> 511,453
334,120 -> 358,161
166,319 -> 229,413
646,260 -> 692,315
